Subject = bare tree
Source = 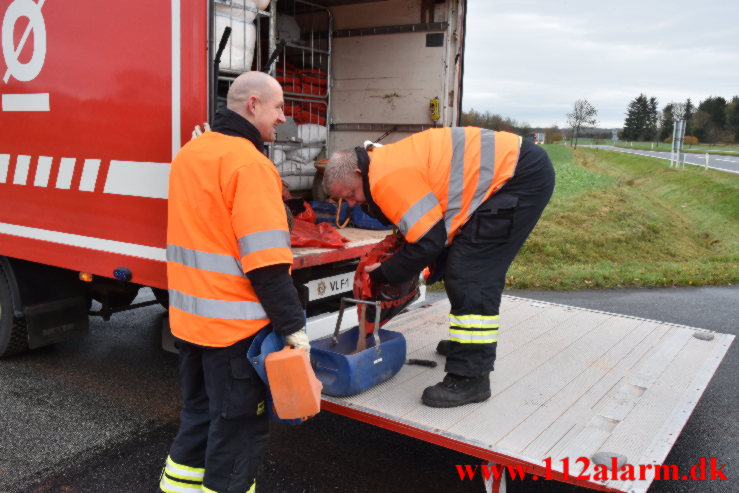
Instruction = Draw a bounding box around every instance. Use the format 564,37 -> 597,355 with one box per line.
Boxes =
567,99 -> 599,149
672,102 -> 687,121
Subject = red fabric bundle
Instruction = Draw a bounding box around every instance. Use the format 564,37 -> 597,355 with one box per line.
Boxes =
284,103 -> 303,121
290,219 -> 348,248
294,201 -> 316,223
301,69 -> 328,86
301,113 -> 326,125
353,234 -> 420,333
282,81 -> 302,93
276,68 -> 301,86
301,101 -> 327,125
302,84 -> 327,97
302,101 -> 326,115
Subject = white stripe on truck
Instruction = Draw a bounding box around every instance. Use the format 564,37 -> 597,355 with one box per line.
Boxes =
0,154 -> 9,182
0,154 -> 170,198
104,160 -> 169,199
0,222 -> 166,261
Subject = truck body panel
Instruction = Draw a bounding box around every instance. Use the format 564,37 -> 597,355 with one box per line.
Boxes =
1,0 -> 463,289
0,0 -> 208,289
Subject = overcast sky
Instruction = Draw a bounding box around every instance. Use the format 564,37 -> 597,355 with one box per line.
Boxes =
462,0 -> 739,129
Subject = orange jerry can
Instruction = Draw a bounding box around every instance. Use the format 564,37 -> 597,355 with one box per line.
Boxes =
265,347 -> 322,420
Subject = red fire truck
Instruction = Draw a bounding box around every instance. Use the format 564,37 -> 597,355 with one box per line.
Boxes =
0,0 -> 466,356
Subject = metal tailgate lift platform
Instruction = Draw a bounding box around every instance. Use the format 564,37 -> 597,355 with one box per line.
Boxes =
320,296 -> 734,493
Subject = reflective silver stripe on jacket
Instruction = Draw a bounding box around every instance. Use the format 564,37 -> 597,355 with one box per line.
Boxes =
397,192 -> 440,236
444,127 -> 467,238
167,245 -> 243,277
468,129 -> 496,214
168,289 -> 267,320
238,229 -> 291,259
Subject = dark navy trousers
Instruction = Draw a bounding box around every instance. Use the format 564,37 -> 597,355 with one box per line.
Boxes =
444,140 -> 555,377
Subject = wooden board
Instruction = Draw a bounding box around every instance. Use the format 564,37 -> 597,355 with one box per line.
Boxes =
292,227 -> 389,268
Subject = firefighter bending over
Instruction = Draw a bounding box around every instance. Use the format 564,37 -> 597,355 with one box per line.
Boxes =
161,71 -> 309,493
323,128 -> 555,408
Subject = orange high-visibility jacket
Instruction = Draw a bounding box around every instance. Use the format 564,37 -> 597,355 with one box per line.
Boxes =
167,132 -> 292,347
368,127 -> 522,244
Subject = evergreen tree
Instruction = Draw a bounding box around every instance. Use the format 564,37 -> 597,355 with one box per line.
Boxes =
660,104 -> 674,141
647,97 -> 659,141
622,94 -> 651,141
684,98 -> 695,136
725,96 -> 739,142
694,97 -> 729,142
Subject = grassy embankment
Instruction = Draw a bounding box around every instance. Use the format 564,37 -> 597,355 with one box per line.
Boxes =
433,145 -> 739,290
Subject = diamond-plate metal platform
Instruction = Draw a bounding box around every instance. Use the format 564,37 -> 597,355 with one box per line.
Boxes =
321,296 -> 734,492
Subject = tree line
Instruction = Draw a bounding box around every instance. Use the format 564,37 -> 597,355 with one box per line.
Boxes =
622,94 -> 739,144
460,108 -> 533,135
460,107 -> 608,146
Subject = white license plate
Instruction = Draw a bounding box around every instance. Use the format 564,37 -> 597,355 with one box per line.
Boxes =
306,271 -> 355,301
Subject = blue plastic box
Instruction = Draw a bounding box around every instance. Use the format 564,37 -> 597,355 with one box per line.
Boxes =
311,326 -> 406,397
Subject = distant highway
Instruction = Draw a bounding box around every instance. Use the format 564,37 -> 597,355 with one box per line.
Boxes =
586,145 -> 739,174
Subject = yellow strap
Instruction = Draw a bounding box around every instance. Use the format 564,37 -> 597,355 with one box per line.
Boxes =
336,199 -> 351,228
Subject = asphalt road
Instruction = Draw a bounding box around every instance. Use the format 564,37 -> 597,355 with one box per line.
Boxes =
587,146 -> 739,174
0,286 -> 736,493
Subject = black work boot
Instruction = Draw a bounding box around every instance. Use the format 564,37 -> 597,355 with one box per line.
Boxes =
436,339 -> 453,356
421,373 -> 491,408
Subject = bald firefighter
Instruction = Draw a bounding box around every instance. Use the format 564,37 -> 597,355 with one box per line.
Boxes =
160,72 -> 309,493
323,128 -> 555,408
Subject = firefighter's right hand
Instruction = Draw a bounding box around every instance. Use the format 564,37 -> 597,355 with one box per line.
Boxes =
191,122 -> 211,139
285,329 -> 310,353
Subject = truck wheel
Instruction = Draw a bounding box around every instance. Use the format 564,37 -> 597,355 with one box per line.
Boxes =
0,268 -> 28,358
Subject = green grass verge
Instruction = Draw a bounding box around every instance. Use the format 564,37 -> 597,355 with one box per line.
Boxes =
429,145 -> 739,290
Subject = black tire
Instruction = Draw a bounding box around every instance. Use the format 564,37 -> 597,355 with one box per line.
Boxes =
0,267 -> 28,358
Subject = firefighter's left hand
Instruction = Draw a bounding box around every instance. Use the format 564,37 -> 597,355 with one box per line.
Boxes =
364,262 -> 381,272
285,329 -> 310,353
191,122 -> 211,139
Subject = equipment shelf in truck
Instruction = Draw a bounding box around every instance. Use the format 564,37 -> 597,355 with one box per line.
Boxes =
320,296 -> 734,493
